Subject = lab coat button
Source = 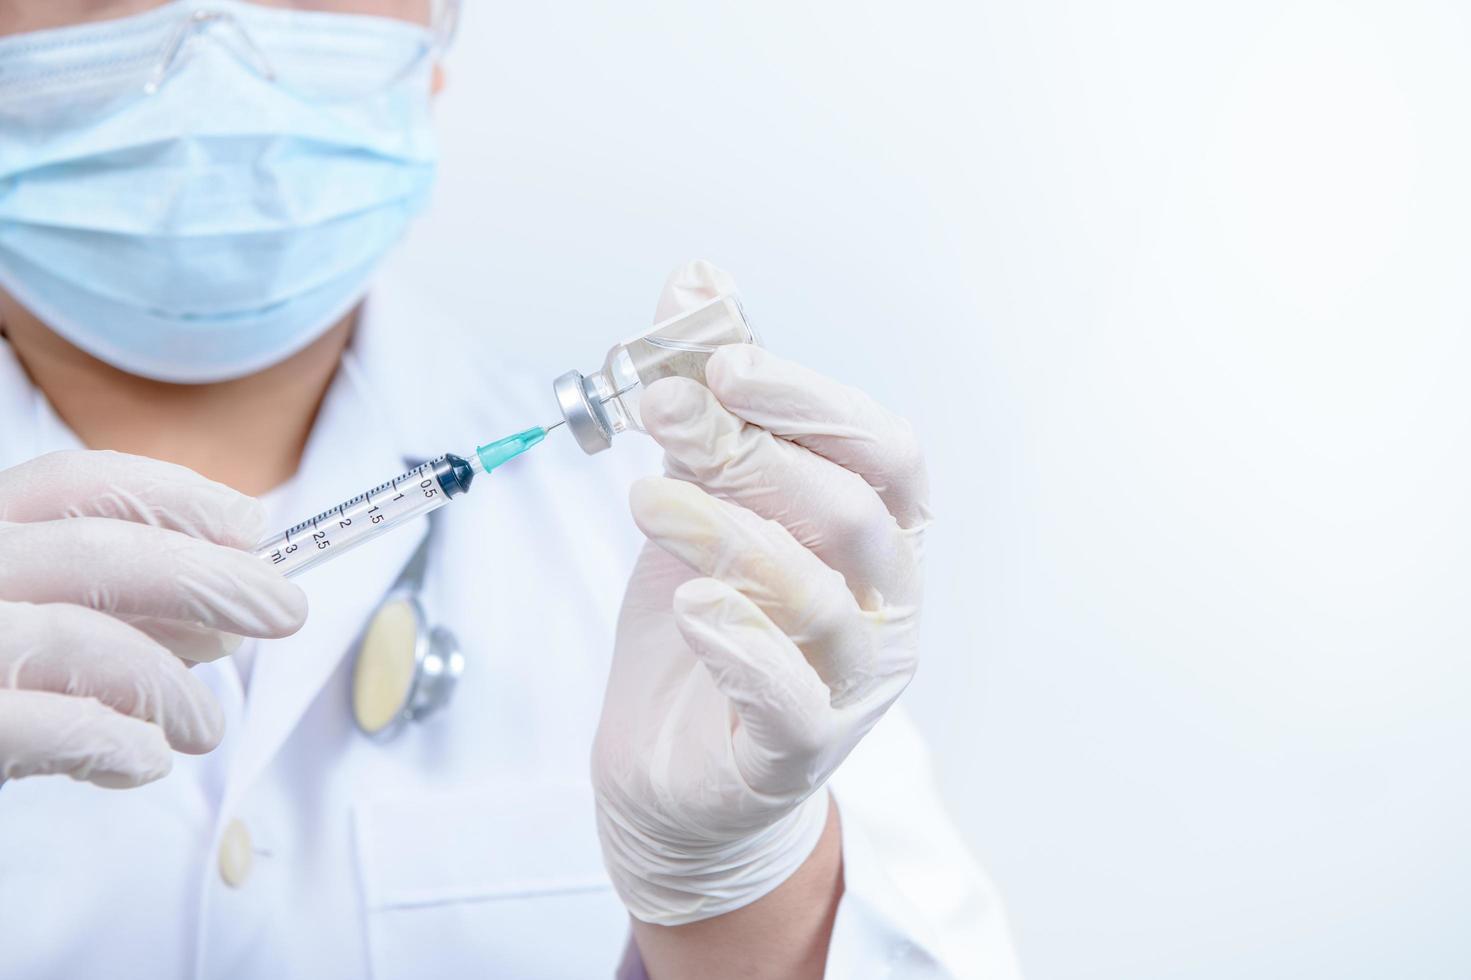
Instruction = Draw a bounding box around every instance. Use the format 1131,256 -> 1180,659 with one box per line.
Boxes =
218,820 -> 253,888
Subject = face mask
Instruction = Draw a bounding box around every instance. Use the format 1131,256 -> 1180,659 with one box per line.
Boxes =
0,1 -> 439,384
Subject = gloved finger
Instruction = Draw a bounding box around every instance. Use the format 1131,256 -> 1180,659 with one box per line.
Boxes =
652,259 -> 740,324
120,616 -> 244,665
705,345 -> 931,530
0,449 -> 267,548
0,689 -> 172,789
0,600 -> 224,753
631,476 -> 877,704
672,577 -> 833,798
0,517 -> 307,638
642,376 -> 910,609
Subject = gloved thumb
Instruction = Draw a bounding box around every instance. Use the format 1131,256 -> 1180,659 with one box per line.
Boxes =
653,259 -> 739,324
671,577 -> 832,799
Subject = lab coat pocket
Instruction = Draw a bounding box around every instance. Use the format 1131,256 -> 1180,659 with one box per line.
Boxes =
353,781 -> 629,980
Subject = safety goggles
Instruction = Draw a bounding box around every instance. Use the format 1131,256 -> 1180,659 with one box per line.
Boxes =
0,0 -> 461,108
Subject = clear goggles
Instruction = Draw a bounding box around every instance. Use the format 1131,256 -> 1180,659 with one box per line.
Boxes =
0,1 -> 462,106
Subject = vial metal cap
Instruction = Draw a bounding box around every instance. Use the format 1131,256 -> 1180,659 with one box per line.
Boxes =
553,369 -> 613,455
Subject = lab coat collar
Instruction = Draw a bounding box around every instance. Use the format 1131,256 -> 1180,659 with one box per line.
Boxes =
0,336 -> 65,467
221,303 -> 433,813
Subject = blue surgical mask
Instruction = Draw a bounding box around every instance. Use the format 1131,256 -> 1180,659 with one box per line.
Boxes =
0,1 -> 440,383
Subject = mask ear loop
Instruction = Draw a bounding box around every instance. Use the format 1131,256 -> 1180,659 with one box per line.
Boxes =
145,9 -> 277,95
435,0 -> 463,50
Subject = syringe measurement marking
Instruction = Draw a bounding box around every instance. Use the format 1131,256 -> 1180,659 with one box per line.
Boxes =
280,457 -> 442,537
261,418 -> 563,576
264,457 -> 446,567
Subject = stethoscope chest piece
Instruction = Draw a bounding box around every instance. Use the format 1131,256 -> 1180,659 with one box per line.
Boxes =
349,461 -> 464,741
352,592 -> 464,739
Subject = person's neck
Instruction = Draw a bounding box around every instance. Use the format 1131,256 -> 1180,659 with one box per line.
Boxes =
0,303 -> 355,496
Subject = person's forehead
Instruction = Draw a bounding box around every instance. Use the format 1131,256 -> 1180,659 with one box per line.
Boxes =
0,1 -> 435,37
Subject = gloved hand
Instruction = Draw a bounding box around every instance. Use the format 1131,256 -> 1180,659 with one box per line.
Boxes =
593,261 -> 930,925
0,450 -> 307,789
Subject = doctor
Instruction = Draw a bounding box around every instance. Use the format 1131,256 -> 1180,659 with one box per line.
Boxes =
0,2 -> 1020,978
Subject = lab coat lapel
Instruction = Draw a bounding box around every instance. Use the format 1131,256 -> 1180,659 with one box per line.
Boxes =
222,352 -> 427,812
0,339 -> 46,467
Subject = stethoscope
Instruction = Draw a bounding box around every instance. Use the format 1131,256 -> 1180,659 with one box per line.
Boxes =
347,496 -> 463,740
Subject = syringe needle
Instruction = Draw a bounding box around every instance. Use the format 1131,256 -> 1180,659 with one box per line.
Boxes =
541,382 -> 636,435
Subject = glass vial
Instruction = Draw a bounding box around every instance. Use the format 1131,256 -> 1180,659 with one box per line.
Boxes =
553,293 -> 757,454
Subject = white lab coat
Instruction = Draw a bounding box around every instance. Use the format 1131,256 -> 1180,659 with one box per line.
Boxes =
0,279 -> 1021,979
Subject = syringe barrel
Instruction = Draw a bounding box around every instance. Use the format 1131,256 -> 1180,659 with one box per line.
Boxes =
553,293 -> 757,455
255,454 -> 472,578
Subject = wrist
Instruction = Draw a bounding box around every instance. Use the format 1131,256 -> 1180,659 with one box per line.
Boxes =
598,789 -> 832,927
629,795 -> 844,980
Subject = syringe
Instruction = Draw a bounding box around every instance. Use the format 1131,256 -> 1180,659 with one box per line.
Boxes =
254,290 -> 755,578
253,422 -> 561,578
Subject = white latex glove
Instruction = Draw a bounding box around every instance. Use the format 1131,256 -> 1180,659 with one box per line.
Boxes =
0,450 -> 307,788
593,261 -> 930,925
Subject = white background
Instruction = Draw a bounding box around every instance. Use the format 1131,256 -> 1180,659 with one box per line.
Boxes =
390,2 -> 1471,977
